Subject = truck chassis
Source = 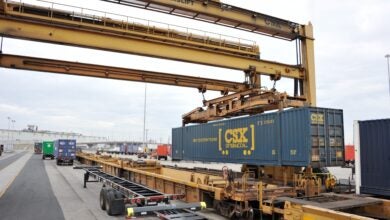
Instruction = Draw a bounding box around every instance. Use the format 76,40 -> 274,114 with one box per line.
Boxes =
80,166 -> 206,218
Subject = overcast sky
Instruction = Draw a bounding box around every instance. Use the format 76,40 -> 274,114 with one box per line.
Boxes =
0,0 -> 389,143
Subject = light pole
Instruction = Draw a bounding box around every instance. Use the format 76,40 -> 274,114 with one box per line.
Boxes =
6,117 -> 11,151
143,83 -> 147,151
11,120 -> 15,151
385,54 -> 390,96
145,129 -> 149,152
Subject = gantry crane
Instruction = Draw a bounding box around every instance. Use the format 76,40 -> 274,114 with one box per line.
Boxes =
0,0 -> 315,124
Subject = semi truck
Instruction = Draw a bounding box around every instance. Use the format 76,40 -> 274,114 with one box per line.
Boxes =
34,142 -> 42,154
42,141 -> 54,160
54,139 -> 76,165
151,145 -> 170,160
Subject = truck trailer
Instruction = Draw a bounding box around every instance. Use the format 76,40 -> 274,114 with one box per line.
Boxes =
42,141 -> 54,160
355,119 -> 390,197
54,139 -> 76,165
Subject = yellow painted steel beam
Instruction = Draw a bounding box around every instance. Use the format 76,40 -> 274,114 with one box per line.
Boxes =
301,23 -> 317,106
0,54 -> 248,93
101,0 -> 305,40
301,205 -> 375,220
0,16 -> 303,79
76,153 -> 222,194
100,0 -> 316,105
3,1 -> 258,58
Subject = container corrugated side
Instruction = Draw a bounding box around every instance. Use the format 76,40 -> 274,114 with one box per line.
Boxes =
280,108 -> 311,166
120,144 -> 127,153
173,107 -> 344,167
129,144 -> 139,154
175,110 -> 281,166
359,119 -> 390,197
119,144 -> 138,154
172,128 -> 183,160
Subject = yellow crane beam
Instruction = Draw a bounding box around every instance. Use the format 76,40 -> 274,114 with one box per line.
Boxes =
100,0 -> 317,106
100,0 -> 305,40
0,54 -> 248,93
0,1 -> 303,80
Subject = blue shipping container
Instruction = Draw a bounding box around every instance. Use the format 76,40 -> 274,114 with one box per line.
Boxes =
359,119 -> 390,197
119,144 -> 127,154
54,139 -> 76,165
119,144 -> 140,154
172,107 -> 344,167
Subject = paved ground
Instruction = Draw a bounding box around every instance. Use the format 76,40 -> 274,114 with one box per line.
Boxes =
0,151 -> 26,171
45,158 -> 123,220
0,150 -> 354,220
0,152 -> 224,220
0,154 -> 65,220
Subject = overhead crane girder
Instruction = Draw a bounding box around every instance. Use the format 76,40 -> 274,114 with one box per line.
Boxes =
0,0 -> 315,124
0,1 -> 303,80
99,0 -> 317,106
0,54 -> 249,93
100,0 -> 305,40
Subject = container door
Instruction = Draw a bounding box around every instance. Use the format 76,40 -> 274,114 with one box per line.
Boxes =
309,108 -> 328,168
172,128 -> 183,160
326,109 -> 344,166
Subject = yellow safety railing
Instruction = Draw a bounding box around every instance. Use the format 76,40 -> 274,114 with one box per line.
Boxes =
4,0 -> 259,56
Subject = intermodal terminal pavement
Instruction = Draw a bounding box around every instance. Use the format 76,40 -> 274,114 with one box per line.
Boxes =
0,151 -> 225,220
0,151 -> 123,220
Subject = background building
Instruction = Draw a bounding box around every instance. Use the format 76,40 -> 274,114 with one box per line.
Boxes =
0,125 -> 107,151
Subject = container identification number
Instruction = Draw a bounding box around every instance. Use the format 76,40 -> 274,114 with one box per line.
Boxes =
257,119 -> 274,126
193,137 -> 217,143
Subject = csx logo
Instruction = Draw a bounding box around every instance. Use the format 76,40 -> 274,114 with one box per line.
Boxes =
311,113 -> 324,124
218,125 -> 255,156
225,127 -> 248,144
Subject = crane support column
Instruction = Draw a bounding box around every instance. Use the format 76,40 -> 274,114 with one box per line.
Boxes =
302,23 -> 316,106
